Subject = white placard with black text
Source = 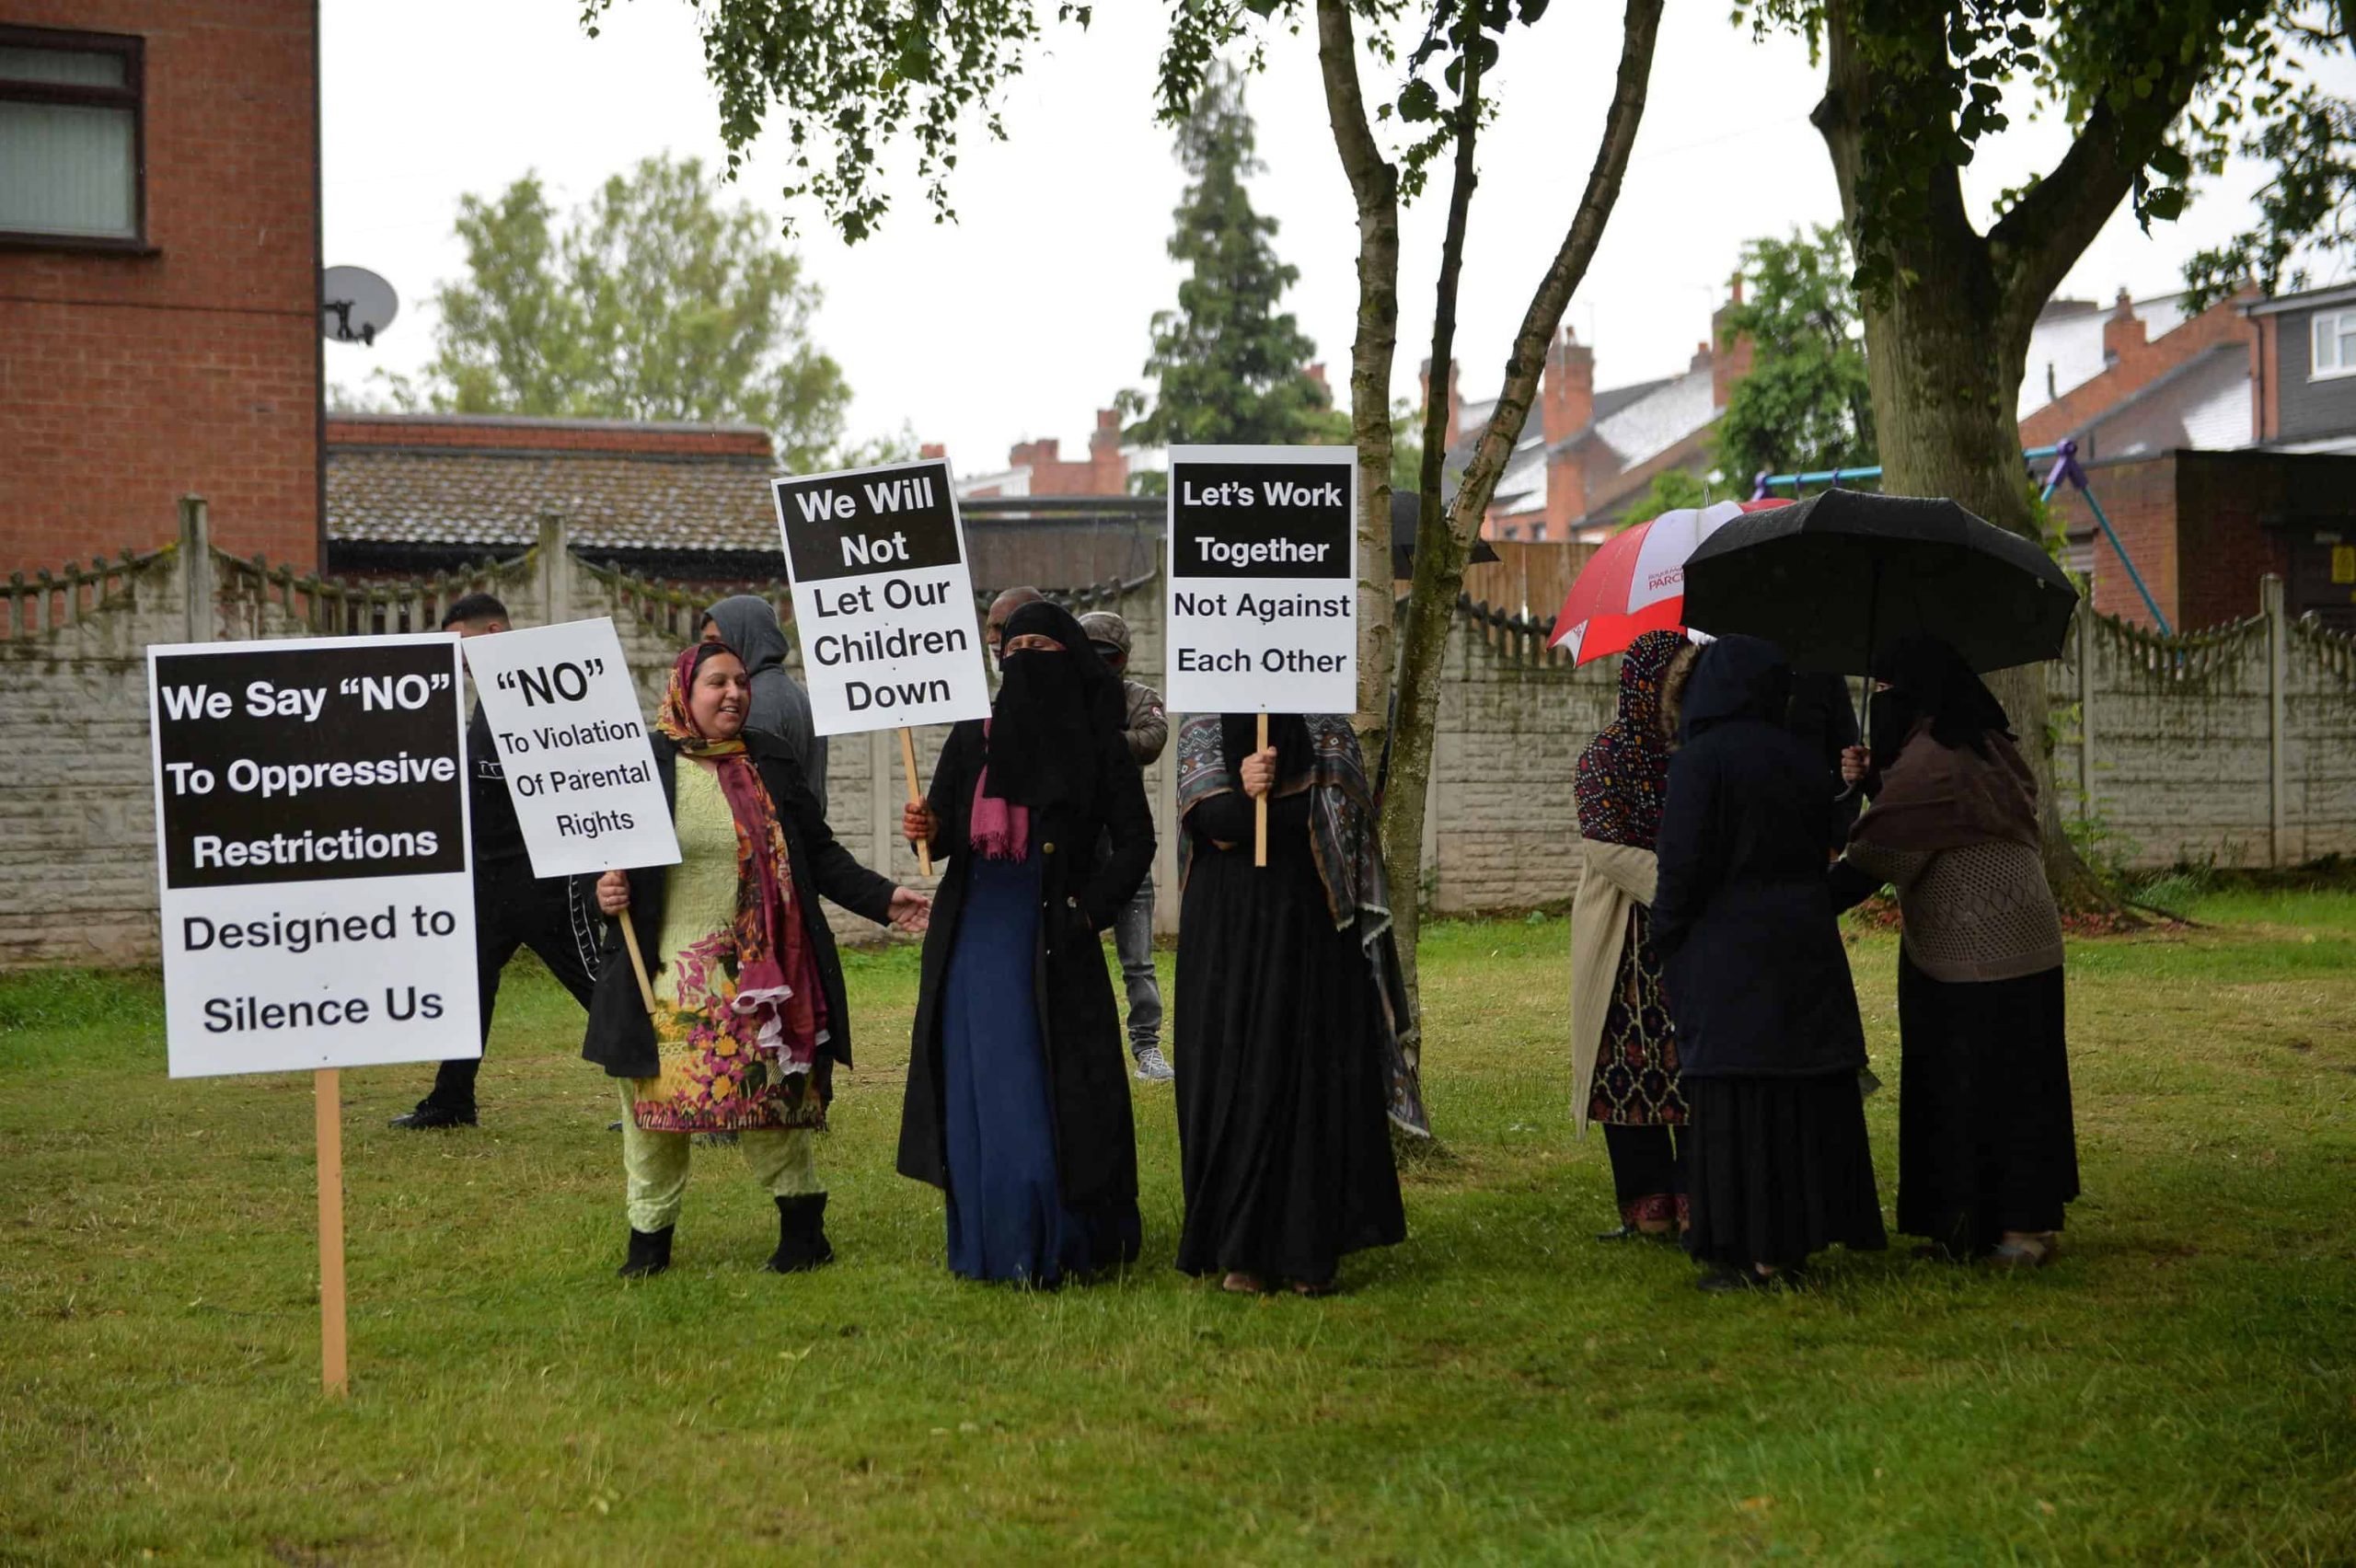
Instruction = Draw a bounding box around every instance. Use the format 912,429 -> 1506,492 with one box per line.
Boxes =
458,617 -> 680,877
147,634 -> 480,1078
1164,444 -> 1357,714
770,456 -> 992,736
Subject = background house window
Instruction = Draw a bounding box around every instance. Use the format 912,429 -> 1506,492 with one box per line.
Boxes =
0,28 -> 143,245
2311,309 -> 2356,381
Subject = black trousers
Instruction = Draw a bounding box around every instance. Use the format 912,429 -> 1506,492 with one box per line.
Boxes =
422,862 -> 602,1110
1602,1123 -> 1687,1226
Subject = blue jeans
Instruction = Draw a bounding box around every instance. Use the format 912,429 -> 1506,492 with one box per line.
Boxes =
1114,872 -> 1161,1053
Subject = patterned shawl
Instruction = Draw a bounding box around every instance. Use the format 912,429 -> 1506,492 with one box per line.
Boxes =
1575,629 -> 1684,850
1177,713 -> 1430,1136
656,643 -> 828,1071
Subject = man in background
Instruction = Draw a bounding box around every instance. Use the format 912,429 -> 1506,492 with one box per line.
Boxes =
703,594 -> 826,799
390,593 -> 603,1129
985,584 -> 1045,668
1080,610 -> 1172,1082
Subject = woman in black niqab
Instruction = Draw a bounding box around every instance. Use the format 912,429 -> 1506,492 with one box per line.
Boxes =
1172,709 -> 1412,1296
895,597 -> 1154,1286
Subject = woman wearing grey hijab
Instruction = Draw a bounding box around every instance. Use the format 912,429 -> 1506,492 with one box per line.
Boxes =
702,595 -> 826,800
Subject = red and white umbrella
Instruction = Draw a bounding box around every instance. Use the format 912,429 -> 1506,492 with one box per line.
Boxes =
1546,497 -> 1790,663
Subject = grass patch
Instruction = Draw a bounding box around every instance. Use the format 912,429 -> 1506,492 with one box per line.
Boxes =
3,909 -> 2353,1563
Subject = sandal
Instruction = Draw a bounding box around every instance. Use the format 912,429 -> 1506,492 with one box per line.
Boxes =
1986,1234 -> 2058,1271
1221,1272 -> 1268,1295
1288,1279 -> 1337,1297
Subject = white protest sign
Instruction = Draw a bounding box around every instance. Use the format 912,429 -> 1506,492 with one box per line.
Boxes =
147,634 -> 480,1078
458,617 -> 679,877
770,456 -> 992,737
1164,444 -> 1357,715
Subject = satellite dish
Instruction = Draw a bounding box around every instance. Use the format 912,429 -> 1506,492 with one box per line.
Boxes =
321,265 -> 398,346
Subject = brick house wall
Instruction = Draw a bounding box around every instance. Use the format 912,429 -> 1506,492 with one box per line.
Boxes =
0,1 -> 319,577
2263,294 -> 2356,444
2019,288 -> 2256,451
2049,454 -> 2182,627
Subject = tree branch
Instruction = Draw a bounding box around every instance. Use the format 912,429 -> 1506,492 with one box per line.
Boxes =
1315,0 -> 1402,734
1987,72 -> 2206,340
1444,0 -> 1664,528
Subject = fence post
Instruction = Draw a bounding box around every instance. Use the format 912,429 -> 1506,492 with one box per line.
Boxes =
179,494 -> 214,642
2075,605 -> 2096,817
536,510 -> 571,626
2263,573 -> 2288,867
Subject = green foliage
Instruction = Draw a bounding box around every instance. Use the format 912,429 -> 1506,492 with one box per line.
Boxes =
1717,225 -> 1875,484
1116,66 -> 1339,448
2183,85 -> 2356,308
1734,1 -> 2312,306
581,1 -> 1094,243
381,157 -> 856,471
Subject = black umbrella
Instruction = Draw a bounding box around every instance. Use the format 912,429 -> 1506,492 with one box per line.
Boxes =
1391,490 -> 1500,579
1680,489 -> 2078,678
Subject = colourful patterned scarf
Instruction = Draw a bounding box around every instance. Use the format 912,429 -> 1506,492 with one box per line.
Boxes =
656,643 -> 828,1070
1575,629 -> 1684,850
968,720 -> 1031,861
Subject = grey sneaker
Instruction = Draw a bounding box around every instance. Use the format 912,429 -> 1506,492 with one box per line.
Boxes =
1133,1044 -> 1173,1082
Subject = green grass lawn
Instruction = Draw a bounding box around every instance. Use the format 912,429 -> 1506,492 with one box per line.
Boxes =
3,896 -> 2352,1565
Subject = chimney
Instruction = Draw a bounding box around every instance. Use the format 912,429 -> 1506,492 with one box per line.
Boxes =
1541,328 -> 1594,448
1419,357 -> 1461,450
1304,362 -> 1331,403
1690,340 -> 1713,374
1544,445 -> 1588,536
1709,269 -> 1754,409
1089,407 -> 1127,494
2102,287 -> 2145,366
1009,436 -> 1059,470
919,442 -> 946,461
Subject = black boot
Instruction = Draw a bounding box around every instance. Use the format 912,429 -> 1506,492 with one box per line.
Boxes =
618,1225 -> 673,1279
767,1193 -> 835,1274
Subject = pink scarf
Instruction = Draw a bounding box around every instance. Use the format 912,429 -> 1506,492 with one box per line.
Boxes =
969,719 -> 1031,860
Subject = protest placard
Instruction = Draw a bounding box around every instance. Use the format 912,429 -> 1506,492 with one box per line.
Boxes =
1164,445 -> 1358,862
147,631 -> 479,1395
772,455 -> 991,873
459,617 -> 676,1009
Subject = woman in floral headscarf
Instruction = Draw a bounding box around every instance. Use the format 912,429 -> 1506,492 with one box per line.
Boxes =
1569,629 -> 1698,1241
583,641 -> 930,1280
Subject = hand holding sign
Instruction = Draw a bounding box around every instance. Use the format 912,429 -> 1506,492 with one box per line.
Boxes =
1165,444 -> 1358,866
772,457 -> 991,880
462,618 -> 681,1012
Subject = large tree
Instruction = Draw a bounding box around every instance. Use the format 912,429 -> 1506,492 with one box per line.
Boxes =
1117,63 -> 1342,454
387,155 -> 855,469
1740,0 -> 2327,902
1716,224 -> 1876,487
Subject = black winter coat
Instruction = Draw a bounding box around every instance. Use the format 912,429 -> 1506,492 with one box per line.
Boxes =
896,719 -> 1155,1207
581,730 -> 895,1081
1652,640 -> 1866,1080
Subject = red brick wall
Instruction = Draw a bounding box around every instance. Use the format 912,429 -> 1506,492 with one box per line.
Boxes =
2018,288 -> 2256,450
2048,454 -> 2181,627
2175,453 -> 2298,630
325,416 -> 774,459
0,1 -> 318,576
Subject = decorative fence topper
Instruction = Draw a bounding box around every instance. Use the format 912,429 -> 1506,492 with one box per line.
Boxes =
771,456 -> 992,875
145,630 -> 481,1397
1164,444 -> 1358,862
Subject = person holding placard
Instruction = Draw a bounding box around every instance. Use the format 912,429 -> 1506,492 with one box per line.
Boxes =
895,601 -> 1154,1286
585,641 -> 930,1279
392,594 -> 603,1131
1169,712 -> 1410,1297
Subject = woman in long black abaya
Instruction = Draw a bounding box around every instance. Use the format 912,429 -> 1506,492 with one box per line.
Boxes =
1171,713 -> 1415,1295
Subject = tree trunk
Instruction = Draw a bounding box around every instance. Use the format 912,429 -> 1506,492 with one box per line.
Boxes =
1379,0 -> 1667,1006
1813,9 -> 2133,912
1312,0 -> 1400,750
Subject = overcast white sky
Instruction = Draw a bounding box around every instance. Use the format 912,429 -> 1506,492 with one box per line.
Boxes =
322,3 -> 2355,469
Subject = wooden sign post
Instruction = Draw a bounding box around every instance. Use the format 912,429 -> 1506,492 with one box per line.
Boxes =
899,727 -> 935,877
314,1068 -> 348,1398
1253,711 -> 1269,867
